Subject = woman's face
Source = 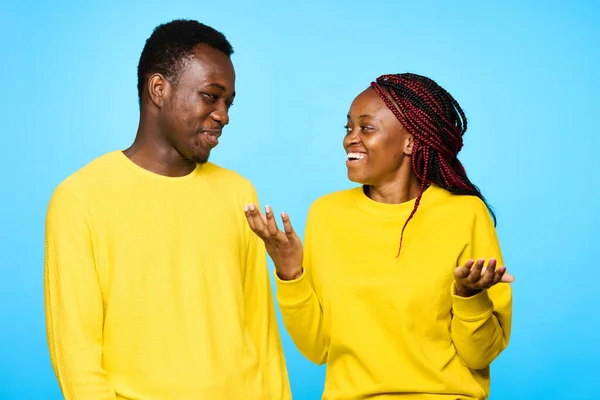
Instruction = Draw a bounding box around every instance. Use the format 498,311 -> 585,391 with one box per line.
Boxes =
343,88 -> 413,186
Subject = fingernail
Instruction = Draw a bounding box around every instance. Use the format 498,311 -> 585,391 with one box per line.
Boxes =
249,204 -> 255,211
266,205 -> 271,213
244,205 -> 248,212
281,212 -> 287,218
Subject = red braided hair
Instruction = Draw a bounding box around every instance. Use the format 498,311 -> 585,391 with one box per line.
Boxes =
370,73 -> 495,256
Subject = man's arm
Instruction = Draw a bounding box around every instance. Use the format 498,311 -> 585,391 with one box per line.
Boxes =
44,184 -> 116,399
242,184 -> 292,400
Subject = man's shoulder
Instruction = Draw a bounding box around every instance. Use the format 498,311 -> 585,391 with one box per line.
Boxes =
198,163 -> 264,208
201,162 -> 254,189
56,151 -> 121,193
202,162 -> 247,180
48,151 -> 122,211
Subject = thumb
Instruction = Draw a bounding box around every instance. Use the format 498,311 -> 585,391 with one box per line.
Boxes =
500,271 -> 515,283
454,265 -> 471,279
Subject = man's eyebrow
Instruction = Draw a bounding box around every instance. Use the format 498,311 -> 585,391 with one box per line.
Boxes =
206,83 -> 226,91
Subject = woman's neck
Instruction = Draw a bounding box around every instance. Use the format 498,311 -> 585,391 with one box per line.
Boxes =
365,174 -> 423,204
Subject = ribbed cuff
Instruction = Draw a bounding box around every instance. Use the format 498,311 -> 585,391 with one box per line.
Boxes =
274,269 -> 313,306
451,282 -> 494,321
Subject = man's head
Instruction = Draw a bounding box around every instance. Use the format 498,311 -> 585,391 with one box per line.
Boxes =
137,19 -> 233,104
137,19 -> 236,164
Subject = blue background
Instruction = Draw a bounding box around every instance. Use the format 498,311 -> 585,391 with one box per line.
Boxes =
1,1 -> 598,399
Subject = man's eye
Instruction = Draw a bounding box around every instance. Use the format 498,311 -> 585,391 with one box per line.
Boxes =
202,93 -> 218,101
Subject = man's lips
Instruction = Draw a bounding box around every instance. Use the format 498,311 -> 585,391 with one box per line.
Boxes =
202,129 -> 222,148
202,128 -> 222,137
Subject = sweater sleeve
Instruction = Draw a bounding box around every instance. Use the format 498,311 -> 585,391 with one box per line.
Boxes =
242,184 -> 292,400
451,200 -> 513,370
44,184 -> 116,399
275,205 -> 329,365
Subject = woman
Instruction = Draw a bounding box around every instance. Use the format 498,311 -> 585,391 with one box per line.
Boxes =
244,73 -> 514,400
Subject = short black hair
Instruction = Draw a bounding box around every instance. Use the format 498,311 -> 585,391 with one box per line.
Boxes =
137,19 -> 234,103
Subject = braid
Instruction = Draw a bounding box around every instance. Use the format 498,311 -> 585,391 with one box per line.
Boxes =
370,73 -> 496,257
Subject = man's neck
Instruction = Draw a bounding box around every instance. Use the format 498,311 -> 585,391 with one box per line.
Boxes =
123,131 -> 196,178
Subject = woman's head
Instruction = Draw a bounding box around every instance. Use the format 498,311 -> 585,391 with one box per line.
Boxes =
344,86 -> 415,187
370,73 -> 474,195
345,73 -> 495,253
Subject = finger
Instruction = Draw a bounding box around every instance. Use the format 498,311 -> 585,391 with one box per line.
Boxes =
260,213 -> 267,226
265,205 -> 280,236
243,204 -> 257,232
478,259 -> 497,287
248,203 -> 269,236
467,258 -> 485,282
491,266 -> 506,286
500,270 -> 515,283
281,212 -> 296,236
454,265 -> 471,280
454,259 -> 474,280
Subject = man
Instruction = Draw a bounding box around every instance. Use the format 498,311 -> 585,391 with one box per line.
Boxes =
44,19 -> 291,399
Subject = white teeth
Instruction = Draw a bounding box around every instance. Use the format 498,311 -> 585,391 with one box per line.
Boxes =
347,152 -> 366,160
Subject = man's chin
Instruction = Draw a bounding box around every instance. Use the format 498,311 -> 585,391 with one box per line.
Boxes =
193,157 -> 209,165
188,151 -> 210,165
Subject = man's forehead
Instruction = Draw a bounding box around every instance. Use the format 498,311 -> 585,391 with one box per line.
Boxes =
180,50 -> 234,77
178,54 -> 235,94
191,44 -> 230,61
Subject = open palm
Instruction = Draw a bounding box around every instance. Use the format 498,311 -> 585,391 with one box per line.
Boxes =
454,258 -> 515,297
244,204 -> 304,281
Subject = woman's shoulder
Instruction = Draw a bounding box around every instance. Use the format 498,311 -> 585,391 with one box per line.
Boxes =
431,186 -> 494,222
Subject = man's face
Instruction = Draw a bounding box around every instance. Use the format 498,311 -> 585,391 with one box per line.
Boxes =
159,44 -> 236,164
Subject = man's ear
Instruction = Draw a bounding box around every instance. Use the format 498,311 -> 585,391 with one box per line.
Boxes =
147,73 -> 170,108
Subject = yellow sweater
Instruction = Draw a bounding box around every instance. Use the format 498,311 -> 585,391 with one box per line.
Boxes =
276,185 -> 512,400
44,151 -> 291,400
